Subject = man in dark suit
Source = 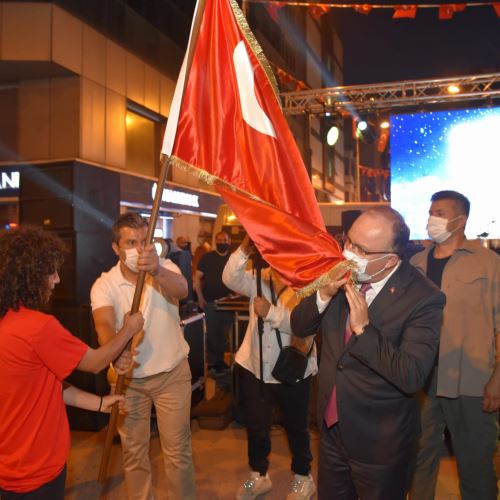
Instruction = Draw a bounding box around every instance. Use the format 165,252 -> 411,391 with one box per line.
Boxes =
291,207 -> 446,500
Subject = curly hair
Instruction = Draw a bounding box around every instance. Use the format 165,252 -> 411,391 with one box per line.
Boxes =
0,226 -> 66,317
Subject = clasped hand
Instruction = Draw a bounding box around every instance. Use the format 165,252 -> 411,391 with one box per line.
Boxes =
319,278 -> 369,335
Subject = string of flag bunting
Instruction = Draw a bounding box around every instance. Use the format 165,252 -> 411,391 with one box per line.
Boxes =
269,61 -> 310,91
246,1 -> 500,20
359,165 -> 390,179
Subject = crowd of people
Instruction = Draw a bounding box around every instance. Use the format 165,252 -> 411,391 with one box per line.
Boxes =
0,189 -> 498,500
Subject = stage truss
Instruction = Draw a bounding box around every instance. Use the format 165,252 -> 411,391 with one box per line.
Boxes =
281,72 -> 500,116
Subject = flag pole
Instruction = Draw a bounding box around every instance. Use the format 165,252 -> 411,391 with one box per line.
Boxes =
98,154 -> 170,482
97,0 -> 208,484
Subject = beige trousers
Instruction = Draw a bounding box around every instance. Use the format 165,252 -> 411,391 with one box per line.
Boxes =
117,358 -> 196,500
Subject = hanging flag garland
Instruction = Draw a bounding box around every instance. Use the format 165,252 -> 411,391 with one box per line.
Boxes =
252,1 -> 500,21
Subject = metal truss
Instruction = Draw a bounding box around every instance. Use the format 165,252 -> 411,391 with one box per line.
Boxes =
281,72 -> 500,116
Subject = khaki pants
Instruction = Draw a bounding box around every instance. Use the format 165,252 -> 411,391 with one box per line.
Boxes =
410,374 -> 498,500
117,359 -> 196,500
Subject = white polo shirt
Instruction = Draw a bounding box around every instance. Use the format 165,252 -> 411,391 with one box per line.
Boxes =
90,259 -> 189,378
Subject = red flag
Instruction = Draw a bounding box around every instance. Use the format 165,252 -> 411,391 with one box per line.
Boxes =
392,5 -> 417,19
493,3 -> 500,17
439,3 -> 466,20
353,4 -> 373,15
162,0 -> 346,294
265,3 -> 284,22
308,5 -> 331,20
377,128 -> 389,153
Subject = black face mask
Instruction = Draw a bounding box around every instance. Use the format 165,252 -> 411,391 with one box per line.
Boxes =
216,243 -> 229,254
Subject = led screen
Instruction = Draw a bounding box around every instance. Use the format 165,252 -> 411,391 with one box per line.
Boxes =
390,106 -> 500,240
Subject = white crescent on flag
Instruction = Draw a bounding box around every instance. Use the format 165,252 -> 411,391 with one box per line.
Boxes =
233,40 -> 276,139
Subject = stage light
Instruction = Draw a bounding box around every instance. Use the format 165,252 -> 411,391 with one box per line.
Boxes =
326,125 -> 340,146
357,120 -> 368,132
356,118 -> 375,143
380,120 -> 390,129
447,84 -> 460,94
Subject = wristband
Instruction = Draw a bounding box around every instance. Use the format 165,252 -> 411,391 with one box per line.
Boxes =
98,396 -> 103,412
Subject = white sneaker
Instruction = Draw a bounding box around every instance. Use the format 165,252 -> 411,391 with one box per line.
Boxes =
235,471 -> 272,499
286,473 -> 316,500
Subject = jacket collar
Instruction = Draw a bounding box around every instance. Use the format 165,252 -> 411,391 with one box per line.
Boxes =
368,259 -> 413,324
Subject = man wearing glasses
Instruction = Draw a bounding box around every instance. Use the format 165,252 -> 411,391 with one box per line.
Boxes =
291,207 -> 445,500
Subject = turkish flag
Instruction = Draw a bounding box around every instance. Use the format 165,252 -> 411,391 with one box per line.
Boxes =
439,4 -> 466,20
392,5 -> 417,19
308,5 -> 331,20
353,4 -> 373,15
265,3 -> 284,22
162,0 -> 346,294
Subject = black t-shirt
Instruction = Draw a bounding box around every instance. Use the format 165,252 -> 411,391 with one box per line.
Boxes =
427,247 -> 451,288
197,251 -> 232,301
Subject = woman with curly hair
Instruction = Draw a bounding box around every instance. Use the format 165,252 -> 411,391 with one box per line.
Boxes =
0,226 -> 144,499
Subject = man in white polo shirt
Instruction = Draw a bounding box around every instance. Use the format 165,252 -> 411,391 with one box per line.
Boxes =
91,212 -> 196,500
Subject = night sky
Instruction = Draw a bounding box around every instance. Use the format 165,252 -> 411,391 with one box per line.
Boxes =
171,1 -> 500,85
331,3 -> 500,85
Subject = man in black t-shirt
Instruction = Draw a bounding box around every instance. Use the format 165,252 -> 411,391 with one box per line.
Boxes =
195,231 -> 235,373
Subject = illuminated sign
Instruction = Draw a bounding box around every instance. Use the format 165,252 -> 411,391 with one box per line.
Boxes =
151,183 -> 199,208
0,171 -> 19,191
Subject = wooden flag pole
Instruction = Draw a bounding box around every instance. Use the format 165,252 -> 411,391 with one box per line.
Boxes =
98,0 -> 208,484
98,154 -> 171,482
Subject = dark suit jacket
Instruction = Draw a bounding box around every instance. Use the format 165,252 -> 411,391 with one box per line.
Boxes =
291,259 -> 445,465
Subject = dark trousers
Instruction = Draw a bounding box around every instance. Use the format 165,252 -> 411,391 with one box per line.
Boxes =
239,366 -> 313,476
0,465 -> 66,500
318,424 -> 414,500
204,301 -> 234,365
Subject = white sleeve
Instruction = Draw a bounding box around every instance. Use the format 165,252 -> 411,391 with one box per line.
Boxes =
90,276 -> 114,311
264,303 -> 292,334
316,290 -> 332,314
163,257 -> 182,275
222,247 -> 254,297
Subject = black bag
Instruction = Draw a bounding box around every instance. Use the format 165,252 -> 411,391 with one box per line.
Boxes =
268,276 -> 313,386
272,345 -> 310,386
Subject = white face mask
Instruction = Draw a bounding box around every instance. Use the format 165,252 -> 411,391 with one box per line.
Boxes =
124,247 -> 139,273
426,215 -> 460,243
343,249 -> 388,283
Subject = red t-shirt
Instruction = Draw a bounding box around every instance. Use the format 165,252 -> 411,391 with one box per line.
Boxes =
0,307 -> 88,492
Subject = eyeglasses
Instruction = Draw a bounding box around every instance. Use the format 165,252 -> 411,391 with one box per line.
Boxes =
341,235 -> 392,258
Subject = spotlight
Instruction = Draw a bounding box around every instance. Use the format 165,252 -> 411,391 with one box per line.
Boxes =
356,118 -> 375,143
326,125 -> 340,146
447,84 -> 460,94
379,120 -> 390,129
357,120 -> 368,132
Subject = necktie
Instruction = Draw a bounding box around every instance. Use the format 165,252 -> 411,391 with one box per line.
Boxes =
324,283 -> 372,427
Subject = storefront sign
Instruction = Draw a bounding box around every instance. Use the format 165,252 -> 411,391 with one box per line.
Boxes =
0,169 -> 20,197
151,183 -> 199,208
